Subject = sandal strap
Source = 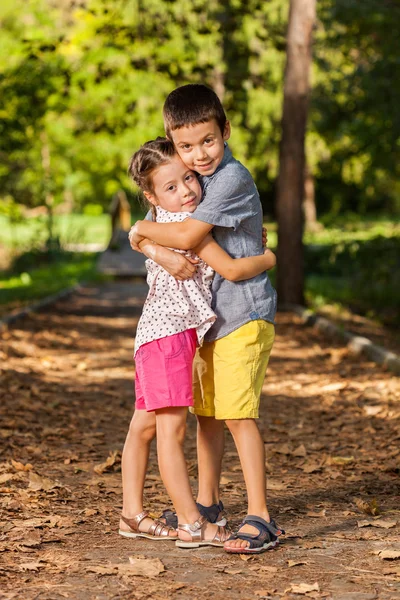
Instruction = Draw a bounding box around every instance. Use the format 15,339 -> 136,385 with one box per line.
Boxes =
244,515 -> 285,538
196,500 -> 224,523
147,519 -> 174,537
120,510 -> 149,532
226,515 -> 284,549
178,515 -> 207,541
212,524 -> 230,544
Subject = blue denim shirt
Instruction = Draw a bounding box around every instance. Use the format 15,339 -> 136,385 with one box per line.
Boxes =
191,145 -> 277,342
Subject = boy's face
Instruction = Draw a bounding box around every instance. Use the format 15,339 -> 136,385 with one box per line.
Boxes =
170,119 -> 231,177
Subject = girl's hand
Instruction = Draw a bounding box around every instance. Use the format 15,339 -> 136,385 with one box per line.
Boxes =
128,224 -> 144,252
142,243 -> 198,280
166,253 -> 199,280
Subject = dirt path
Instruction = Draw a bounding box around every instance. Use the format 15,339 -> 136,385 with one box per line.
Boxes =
1,282 -> 399,600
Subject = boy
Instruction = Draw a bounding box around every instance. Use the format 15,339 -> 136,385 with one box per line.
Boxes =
129,84 -> 284,553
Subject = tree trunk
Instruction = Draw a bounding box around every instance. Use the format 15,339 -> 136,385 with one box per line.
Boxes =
276,0 -> 316,305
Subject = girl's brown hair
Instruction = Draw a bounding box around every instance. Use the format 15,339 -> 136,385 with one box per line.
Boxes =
128,137 -> 176,220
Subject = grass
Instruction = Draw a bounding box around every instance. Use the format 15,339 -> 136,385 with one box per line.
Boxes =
0,214 -> 112,250
0,253 -> 106,314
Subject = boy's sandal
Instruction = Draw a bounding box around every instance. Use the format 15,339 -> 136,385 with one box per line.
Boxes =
224,515 -> 285,554
160,500 -> 227,530
197,500 -> 227,526
119,511 -> 177,541
176,514 -> 230,549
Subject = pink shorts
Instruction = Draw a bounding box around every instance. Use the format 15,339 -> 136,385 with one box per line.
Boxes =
135,329 -> 197,412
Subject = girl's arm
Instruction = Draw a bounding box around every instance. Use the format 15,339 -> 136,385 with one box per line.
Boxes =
194,235 -> 276,282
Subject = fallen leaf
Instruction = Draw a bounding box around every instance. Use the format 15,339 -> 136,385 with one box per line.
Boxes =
240,554 -> 253,562
288,560 -> 308,567
21,530 -> 41,547
355,497 -> 380,516
289,582 -> 320,594
0,473 -> 15,484
302,461 -> 323,474
94,450 -> 121,475
28,472 -> 59,492
19,562 -> 44,571
272,443 -> 291,455
86,565 -> 116,576
358,520 -> 397,529
126,557 -> 165,577
11,460 -> 32,472
363,405 -> 383,416
267,480 -> 286,491
224,568 -> 243,575
330,456 -> 354,466
306,510 -> 326,518
293,444 -> 307,457
249,565 -> 278,573
378,549 -> 400,560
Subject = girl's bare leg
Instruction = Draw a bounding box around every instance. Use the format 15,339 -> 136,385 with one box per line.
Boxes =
155,407 -> 222,541
119,409 -> 176,536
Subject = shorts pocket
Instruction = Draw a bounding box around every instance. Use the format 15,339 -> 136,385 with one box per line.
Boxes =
136,343 -> 152,364
164,333 -> 185,359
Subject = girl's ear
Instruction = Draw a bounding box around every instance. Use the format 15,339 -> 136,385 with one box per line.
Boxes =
143,191 -> 158,207
223,121 -> 231,141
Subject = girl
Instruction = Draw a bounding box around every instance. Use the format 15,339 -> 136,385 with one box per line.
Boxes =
119,138 -> 276,547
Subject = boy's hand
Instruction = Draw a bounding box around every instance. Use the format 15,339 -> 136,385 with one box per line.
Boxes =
128,223 -> 144,252
262,227 -> 268,248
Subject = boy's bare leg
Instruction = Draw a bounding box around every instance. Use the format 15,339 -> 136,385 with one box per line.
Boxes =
156,407 -> 222,542
119,409 -> 176,537
196,415 -> 225,506
224,418 -> 270,550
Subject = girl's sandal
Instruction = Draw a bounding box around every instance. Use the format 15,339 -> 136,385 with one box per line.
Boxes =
119,511 -> 177,541
224,515 -> 284,554
175,514 -> 230,548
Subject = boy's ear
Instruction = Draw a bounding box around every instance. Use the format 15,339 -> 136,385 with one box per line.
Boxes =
223,121 -> 231,141
143,191 -> 158,207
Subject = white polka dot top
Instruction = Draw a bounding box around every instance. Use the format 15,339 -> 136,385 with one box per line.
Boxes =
134,207 -> 216,356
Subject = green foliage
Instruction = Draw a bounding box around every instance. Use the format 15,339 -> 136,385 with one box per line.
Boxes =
304,234 -> 400,325
0,0 -> 399,220
0,252 -> 103,307
0,214 -> 111,250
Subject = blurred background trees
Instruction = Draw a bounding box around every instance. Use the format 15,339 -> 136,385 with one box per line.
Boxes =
1,0 -> 399,219
0,0 -> 399,323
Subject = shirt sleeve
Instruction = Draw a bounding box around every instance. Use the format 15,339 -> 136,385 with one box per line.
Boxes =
191,170 -> 256,230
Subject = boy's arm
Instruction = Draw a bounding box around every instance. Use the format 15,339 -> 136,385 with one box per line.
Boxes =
130,218 -> 213,251
138,238 -> 198,280
194,235 -> 276,282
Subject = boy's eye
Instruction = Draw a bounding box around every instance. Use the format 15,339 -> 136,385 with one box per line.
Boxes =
204,138 -> 213,144
185,174 -> 194,181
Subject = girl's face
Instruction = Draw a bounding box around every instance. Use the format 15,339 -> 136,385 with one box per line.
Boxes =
144,155 -> 201,213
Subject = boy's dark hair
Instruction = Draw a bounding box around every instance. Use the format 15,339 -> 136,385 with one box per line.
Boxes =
163,84 -> 227,138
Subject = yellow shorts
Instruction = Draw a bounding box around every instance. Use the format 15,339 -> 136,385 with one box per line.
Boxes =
192,320 -> 275,420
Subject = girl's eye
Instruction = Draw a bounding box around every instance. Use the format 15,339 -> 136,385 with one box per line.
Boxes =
185,174 -> 194,181
167,185 -> 176,192
182,144 -> 191,150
